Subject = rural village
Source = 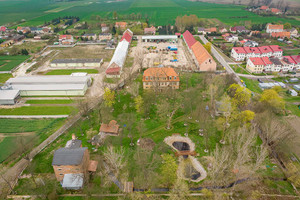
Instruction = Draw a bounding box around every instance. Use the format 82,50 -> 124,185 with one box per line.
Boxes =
0,0 -> 300,199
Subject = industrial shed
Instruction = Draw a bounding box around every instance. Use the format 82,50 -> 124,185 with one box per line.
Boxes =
6,75 -> 91,96
142,35 -> 178,43
50,59 -> 103,68
0,89 -> 20,105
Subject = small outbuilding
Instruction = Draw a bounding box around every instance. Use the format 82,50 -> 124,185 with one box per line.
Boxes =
294,85 -> 300,91
99,120 -> 120,135
0,89 -> 20,105
142,35 -> 178,43
50,59 -> 103,68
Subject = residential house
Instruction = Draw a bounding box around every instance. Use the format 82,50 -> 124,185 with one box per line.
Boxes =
59,35 -> 74,45
42,27 -> 51,34
12,35 -> 25,42
223,34 -> 238,42
258,46 -> 273,57
144,26 -> 156,35
115,22 -> 127,29
271,8 -> 282,14
0,40 -> 13,47
82,33 -> 97,40
197,27 -> 206,34
246,57 -> 268,73
269,57 -> 283,72
0,26 -> 6,32
249,31 -> 260,36
271,32 -> 290,38
244,40 -> 259,47
291,55 -> 300,70
143,67 -> 180,89
205,27 -> 217,34
269,45 -> 283,57
231,47 -> 247,61
191,41 -> 217,71
230,26 -> 248,33
99,33 -> 112,41
99,120 -> 120,135
52,138 -> 89,182
219,27 -> 228,33
287,28 -> 298,37
266,24 -> 284,33
260,6 -> 269,10
16,27 -> 30,34
30,27 -> 43,34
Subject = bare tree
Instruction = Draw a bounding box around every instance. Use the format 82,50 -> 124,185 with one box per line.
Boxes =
103,146 -> 126,177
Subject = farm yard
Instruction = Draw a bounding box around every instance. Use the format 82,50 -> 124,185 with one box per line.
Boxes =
1,0 -> 299,27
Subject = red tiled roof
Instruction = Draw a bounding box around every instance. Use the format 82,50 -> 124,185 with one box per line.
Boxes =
249,57 -> 265,66
261,57 -> 272,65
258,46 -> 273,54
144,26 -> 156,33
233,47 -> 246,54
106,67 -> 121,74
291,55 -> 300,64
283,56 -> 297,64
191,41 -> 214,66
271,8 -> 281,13
143,67 -> 179,82
59,35 -> 72,39
243,47 -> 252,54
175,33 -> 181,36
250,47 -> 261,54
271,32 -> 290,38
100,120 -> 119,134
268,24 -> 283,30
121,32 -> 132,43
182,30 -> 196,49
269,45 -> 283,52
260,6 -> 268,10
0,26 -> 6,32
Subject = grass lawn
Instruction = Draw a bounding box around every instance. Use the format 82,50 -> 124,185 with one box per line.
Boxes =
0,106 -> 75,115
240,77 -> 262,94
230,64 -> 250,75
25,99 -> 74,104
286,103 -> 300,117
283,48 -> 300,56
0,118 -> 65,163
0,55 -> 30,72
0,73 -> 12,83
45,69 -> 98,75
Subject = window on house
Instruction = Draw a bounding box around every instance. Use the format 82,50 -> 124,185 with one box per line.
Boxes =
58,168 -> 62,171
174,76 -> 177,80
146,76 -> 148,80
169,76 -> 172,80
59,174 -> 63,176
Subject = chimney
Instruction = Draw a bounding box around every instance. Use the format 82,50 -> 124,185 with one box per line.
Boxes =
72,134 -> 76,141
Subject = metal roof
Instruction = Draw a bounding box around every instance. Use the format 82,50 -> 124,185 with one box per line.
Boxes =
65,139 -> 82,149
62,173 -> 84,189
0,90 -> 20,100
52,147 -> 87,166
7,76 -> 91,85
108,40 -> 129,69
51,59 -> 102,64
142,35 -> 177,40
11,84 -> 86,91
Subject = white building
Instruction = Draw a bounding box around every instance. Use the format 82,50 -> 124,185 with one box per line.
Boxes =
0,89 -> 20,105
50,59 -> 103,68
266,24 -> 284,34
142,35 -> 178,43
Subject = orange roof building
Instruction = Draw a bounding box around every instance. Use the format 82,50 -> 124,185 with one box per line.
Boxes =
99,120 -> 120,135
115,22 -> 127,29
143,67 -> 179,89
191,41 -> 216,71
271,32 -> 291,38
266,24 -> 284,33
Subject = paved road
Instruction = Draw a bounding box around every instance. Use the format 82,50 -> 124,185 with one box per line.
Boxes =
198,35 -> 242,85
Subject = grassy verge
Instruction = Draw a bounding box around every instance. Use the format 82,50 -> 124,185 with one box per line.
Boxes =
230,64 -> 250,75
286,103 -> 300,117
240,77 -> 262,94
45,69 -> 98,75
0,106 -> 75,115
0,55 -> 30,71
25,99 -> 74,104
0,73 -> 12,83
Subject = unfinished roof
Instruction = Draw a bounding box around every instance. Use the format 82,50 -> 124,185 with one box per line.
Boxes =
142,35 -> 177,40
7,75 -> 91,85
270,57 -> 283,65
0,90 -> 20,100
100,120 -> 119,134
52,147 -> 87,166
65,139 -> 82,149
191,41 -> 214,65
51,59 -> 102,64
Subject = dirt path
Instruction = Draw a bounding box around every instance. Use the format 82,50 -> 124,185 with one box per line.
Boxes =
0,132 -> 35,137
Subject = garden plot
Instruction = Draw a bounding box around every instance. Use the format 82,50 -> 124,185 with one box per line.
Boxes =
140,40 -> 188,69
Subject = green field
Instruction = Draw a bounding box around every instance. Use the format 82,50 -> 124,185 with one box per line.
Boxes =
0,73 -> 12,83
283,49 -> 300,56
0,55 -> 30,72
240,77 -> 262,94
1,0 -> 299,27
25,99 -> 74,104
0,106 -> 75,115
45,69 -> 98,75
0,118 -> 65,163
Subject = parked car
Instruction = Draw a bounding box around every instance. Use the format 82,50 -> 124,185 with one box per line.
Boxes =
257,78 -> 263,83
